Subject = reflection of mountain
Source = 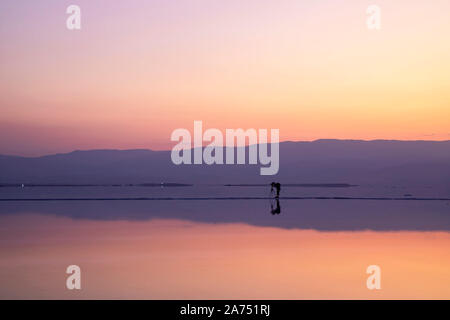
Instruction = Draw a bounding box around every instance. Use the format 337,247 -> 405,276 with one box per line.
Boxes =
1,198 -> 449,231
0,140 -> 449,188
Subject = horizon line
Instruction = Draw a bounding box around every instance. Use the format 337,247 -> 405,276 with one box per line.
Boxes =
1,138 -> 450,158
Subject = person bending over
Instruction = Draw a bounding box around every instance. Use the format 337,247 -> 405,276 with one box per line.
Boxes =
271,182 -> 281,198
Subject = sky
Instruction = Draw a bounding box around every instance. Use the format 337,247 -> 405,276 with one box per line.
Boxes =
0,0 -> 449,156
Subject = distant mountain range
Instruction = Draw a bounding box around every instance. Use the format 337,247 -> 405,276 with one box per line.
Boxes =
1,140 -> 449,187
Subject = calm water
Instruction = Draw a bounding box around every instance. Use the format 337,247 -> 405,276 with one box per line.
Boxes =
0,185 -> 449,299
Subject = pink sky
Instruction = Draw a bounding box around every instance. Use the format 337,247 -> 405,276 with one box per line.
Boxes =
1,0 -> 449,156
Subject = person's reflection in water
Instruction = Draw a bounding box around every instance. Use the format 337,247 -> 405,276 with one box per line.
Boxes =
270,198 -> 281,215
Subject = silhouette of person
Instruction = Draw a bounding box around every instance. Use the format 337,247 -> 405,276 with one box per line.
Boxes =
270,198 -> 281,215
271,182 -> 281,198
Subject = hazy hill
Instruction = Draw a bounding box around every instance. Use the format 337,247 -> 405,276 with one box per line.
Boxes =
0,140 -> 449,188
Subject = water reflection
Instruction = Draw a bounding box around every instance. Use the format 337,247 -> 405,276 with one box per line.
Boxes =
270,198 -> 281,215
1,187 -> 448,299
0,214 -> 449,299
0,198 -> 448,231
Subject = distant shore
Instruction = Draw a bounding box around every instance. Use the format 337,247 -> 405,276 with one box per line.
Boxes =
0,183 -> 357,188
0,183 -> 193,188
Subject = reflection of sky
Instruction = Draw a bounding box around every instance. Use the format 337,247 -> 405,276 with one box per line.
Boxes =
0,193 -> 449,231
0,214 -> 449,299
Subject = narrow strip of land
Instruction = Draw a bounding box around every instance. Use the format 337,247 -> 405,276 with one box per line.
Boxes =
0,197 -> 449,201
